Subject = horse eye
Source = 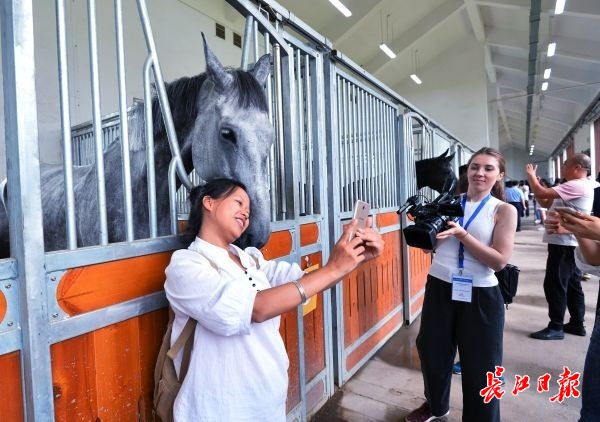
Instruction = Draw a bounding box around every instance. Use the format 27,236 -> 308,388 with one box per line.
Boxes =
220,128 -> 236,143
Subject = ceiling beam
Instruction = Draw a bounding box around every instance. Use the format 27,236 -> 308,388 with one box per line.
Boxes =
464,0 -> 497,83
330,0 -> 387,47
365,0 -> 464,76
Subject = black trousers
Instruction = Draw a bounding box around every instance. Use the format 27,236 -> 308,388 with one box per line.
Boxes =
544,243 -> 585,329
416,275 -> 504,421
508,202 -> 522,231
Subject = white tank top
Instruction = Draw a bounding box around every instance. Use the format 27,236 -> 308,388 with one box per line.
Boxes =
429,194 -> 504,287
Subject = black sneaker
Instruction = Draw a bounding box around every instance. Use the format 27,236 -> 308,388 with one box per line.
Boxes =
530,327 -> 564,340
563,322 -> 586,336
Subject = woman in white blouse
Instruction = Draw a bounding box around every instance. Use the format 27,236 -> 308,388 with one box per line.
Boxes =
164,177 -> 383,421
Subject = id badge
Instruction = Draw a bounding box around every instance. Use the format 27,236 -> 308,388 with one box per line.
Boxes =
452,271 -> 473,303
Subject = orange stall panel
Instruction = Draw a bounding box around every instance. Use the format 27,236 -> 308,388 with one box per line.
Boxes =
0,351 -> 24,422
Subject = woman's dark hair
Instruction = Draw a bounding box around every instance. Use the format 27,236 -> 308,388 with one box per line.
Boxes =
467,147 -> 506,201
185,178 -> 248,242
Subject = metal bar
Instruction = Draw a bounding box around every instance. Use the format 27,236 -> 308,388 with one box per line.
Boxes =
136,0 -> 192,190
240,16 -> 254,69
144,57 -> 158,237
305,54 -> 314,215
169,159 -> 178,235
55,0 -> 77,250
88,0 -> 109,245
1,1 -> 54,418
253,20 -> 259,64
273,42 -> 287,219
114,0 -> 134,241
343,78 -> 350,211
337,76 -> 345,211
351,83 -> 358,203
296,49 -> 306,215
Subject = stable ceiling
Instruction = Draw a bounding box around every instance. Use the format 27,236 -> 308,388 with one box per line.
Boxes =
274,0 -> 600,157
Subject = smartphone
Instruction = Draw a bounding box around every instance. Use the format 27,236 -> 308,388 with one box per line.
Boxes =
348,200 -> 371,241
554,206 -> 580,216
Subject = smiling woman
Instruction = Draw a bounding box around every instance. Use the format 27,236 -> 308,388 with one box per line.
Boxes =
162,177 -> 384,421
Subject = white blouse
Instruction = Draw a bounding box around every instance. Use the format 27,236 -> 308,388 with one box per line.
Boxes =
164,237 -> 305,421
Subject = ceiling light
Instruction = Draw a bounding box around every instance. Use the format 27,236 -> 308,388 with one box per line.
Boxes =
541,81 -> 548,91
328,0 -> 352,17
379,43 -> 396,59
410,74 -> 422,85
547,42 -> 556,57
543,68 -> 551,79
555,0 -> 566,14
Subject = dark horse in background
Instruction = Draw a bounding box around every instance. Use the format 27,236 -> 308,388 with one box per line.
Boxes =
415,148 -> 457,195
0,38 -> 273,258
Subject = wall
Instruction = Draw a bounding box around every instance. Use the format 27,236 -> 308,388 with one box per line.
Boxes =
502,145 -> 548,182
0,0 -> 248,180
393,37 -> 490,152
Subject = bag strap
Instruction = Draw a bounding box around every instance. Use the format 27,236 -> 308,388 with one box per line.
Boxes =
167,317 -> 197,382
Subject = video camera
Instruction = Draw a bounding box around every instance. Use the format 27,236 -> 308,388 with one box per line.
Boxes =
398,186 -> 464,250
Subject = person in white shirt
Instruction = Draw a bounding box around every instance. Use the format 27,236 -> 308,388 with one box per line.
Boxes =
164,177 -> 384,421
406,148 -> 517,422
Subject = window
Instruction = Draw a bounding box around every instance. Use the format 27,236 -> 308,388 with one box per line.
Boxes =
233,32 -> 242,48
215,23 -> 225,40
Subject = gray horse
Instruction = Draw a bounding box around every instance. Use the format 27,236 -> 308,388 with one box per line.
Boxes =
0,39 -> 273,258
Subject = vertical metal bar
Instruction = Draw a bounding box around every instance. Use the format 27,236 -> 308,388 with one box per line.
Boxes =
304,54 -> 314,215
240,16 -> 254,69
1,1 -> 54,418
367,94 -> 374,206
144,57 -> 158,237
337,76 -> 345,211
168,159 -> 178,235
253,20 -> 259,64
273,43 -> 287,219
343,79 -> 350,211
88,0 -> 109,245
114,0 -> 134,242
296,49 -> 306,215
351,84 -> 358,203
55,0 -> 77,249
136,0 -> 192,190
358,89 -> 365,202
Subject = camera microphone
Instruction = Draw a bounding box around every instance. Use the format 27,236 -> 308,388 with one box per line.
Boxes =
397,195 -> 420,214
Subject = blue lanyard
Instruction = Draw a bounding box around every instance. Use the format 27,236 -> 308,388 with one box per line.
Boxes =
458,194 -> 491,269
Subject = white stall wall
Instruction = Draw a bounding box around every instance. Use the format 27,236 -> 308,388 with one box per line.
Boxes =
0,0 -> 247,180
393,37 -> 490,152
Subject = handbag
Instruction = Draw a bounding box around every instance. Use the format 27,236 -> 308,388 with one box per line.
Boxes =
495,264 -> 520,308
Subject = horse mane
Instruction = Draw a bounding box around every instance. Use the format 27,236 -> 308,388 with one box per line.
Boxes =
133,68 -> 268,152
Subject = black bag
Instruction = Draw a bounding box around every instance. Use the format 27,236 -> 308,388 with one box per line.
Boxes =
495,264 -> 520,308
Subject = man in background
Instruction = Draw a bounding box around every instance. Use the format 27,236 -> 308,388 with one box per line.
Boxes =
506,180 -> 525,232
526,153 -> 598,340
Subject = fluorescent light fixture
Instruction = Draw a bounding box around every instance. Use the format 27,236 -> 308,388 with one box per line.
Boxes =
547,42 -> 556,57
328,0 -> 352,17
555,0 -> 566,14
410,74 -> 422,85
543,68 -> 551,79
541,81 -> 548,91
379,43 -> 396,59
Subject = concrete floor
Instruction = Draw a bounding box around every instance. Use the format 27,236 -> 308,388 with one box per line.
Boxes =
312,215 -> 598,421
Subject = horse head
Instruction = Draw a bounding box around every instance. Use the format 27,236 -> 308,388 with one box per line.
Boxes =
415,149 -> 457,195
186,36 -> 274,248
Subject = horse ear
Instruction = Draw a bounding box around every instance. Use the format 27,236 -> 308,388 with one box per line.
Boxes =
446,152 -> 455,162
439,149 -> 448,158
251,54 -> 271,86
202,32 -> 233,91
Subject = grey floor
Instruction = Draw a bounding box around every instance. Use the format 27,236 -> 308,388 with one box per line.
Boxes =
312,214 -> 596,421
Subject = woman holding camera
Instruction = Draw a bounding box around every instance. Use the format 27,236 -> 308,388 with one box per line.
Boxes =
406,147 -> 517,422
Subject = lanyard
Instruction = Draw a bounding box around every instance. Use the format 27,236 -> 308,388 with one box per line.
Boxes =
458,194 -> 491,269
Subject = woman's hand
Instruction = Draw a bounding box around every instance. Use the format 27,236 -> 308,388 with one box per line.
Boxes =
556,210 -> 600,241
354,217 -> 384,261
435,220 -> 467,240
326,218 -> 384,278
